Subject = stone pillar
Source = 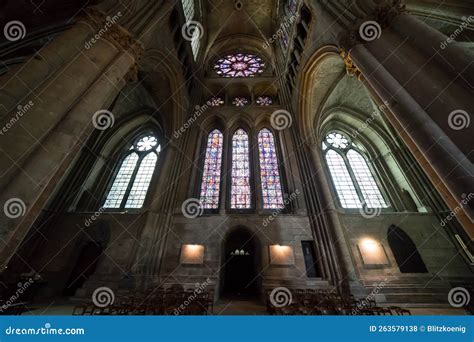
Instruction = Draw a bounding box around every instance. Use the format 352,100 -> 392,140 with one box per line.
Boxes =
328,0 -> 474,235
0,9 -> 144,268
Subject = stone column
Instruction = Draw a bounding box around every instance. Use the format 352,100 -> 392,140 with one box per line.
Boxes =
0,9 -> 144,268
327,0 -> 474,235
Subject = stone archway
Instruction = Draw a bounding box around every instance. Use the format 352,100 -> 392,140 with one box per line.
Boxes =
221,227 -> 261,299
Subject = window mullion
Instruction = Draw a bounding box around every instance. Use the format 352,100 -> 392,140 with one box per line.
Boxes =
120,153 -> 145,209
342,151 -> 365,206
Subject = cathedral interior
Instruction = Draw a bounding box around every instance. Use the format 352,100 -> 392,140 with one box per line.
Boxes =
0,0 -> 473,315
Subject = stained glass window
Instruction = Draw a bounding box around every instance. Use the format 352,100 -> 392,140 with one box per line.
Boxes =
199,130 -> 223,209
258,129 -> 284,209
232,97 -> 249,107
256,96 -> 272,106
231,129 -> 251,209
324,132 -> 388,209
214,53 -> 265,77
103,134 -> 160,209
208,97 -> 224,107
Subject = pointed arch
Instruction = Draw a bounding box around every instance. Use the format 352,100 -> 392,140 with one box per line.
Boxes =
103,133 -> 160,209
388,225 -> 428,273
258,128 -> 284,209
231,128 -> 251,209
199,129 -> 224,209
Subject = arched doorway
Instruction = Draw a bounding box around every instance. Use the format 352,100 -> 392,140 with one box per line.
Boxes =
221,228 -> 260,298
63,222 -> 109,296
387,225 -> 428,273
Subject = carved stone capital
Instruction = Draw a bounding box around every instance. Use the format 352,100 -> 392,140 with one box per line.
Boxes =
339,48 -> 362,80
339,0 -> 406,50
80,8 -> 144,61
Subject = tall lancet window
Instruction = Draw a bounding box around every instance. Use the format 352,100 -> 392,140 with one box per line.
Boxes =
323,132 -> 388,209
103,134 -> 160,209
199,129 -> 224,209
181,0 -> 200,59
231,129 -> 251,209
258,128 -> 284,209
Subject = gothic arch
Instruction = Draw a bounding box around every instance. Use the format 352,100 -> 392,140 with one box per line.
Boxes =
387,225 -> 428,274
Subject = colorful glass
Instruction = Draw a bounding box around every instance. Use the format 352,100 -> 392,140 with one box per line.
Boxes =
214,53 -> 265,77
232,97 -> 249,107
199,129 -> 223,209
256,96 -> 273,106
231,129 -> 251,209
258,129 -> 284,209
208,97 -> 224,107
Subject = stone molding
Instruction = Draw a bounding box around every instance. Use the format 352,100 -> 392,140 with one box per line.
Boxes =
338,0 -> 407,50
80,8 -> 144,82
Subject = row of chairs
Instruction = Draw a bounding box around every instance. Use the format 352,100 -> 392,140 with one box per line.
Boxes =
73,285 -> 214,315
266,289 -> 411,315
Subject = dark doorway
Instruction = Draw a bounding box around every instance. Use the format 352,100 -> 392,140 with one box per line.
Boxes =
63,242 -> 103,296
222,228 -> 259,297
387,225 -> 428,273
301,241 -> 320,278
